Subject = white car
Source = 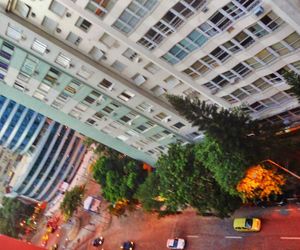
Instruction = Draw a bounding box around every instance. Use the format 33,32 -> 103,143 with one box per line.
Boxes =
166,238 -> 186,249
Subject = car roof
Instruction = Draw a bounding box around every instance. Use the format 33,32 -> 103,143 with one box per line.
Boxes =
233,218 -> 247,228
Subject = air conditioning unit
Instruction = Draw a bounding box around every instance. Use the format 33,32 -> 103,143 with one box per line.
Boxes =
231,78 -> 240,84
253,6 -> 264,17
211,89 -> 219,95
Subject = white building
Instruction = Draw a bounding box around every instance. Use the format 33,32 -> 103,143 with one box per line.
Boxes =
1,0 -> 300,164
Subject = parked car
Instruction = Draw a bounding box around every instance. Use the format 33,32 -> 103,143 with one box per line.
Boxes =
92,236 -> 104,247
120,241 -> 134,250
254,195 -> 287,208
166,238 -> 186,249
233,218 -> 261,232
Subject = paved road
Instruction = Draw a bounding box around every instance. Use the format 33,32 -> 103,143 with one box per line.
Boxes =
78,204 -> 300,250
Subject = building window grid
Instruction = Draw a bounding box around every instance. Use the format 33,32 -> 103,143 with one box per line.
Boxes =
162,1 -> 261,64
137,0 -> 206,50
113,0 -> 158,34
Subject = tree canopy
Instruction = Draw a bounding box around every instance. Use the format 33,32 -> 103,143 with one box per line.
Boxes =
93,156 -> 147,203
284,71 -> 300,101
0,198 -> 34,238
134,173 -> 163,212
237,164 -> 286,201
60,185 -> 85,220
195,136 -> 249,195
156,144 -> 241,217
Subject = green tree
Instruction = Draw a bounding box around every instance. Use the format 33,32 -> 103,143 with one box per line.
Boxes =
284,71 -> 300,101
93,156 -> 147,203
135,173 -> 163,212
157,144 -> 241,218
195,136 -> 249,195
0,198 -> 34,238
60,185 -> 85,220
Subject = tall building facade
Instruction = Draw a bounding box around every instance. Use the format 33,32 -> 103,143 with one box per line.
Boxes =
0,0 -> 300,164
0,95 -> 86,202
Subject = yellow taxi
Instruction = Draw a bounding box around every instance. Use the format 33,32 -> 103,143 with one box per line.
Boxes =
233,218 -> 261,232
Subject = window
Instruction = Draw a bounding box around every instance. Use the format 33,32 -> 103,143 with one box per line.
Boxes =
222,40 -> 241,53
118,90 -> 135,102
199,22 -> 218,37
43,67 -> 60,86
6,24 -> 23,41
93,111 -> 104,120
249,101 -> 267,111
162,29 -> 207,64
172,122 -> 185,129
122,48 -> 139,61
256,49 -> 277,65
89,46 -> 105,61
136,102 -> 153,112
137,0 -> 206,50
66,32 -> 82,46
247,23 -> 268,38
270,42 -> 290,56
271,92 -> 290,104
210,47 -> 230,62
183,60 -> 210,79
98,79 -> 114,90
232,63 -> 252,77
64,80 -> 81,95
77,66 -> 93,79
284,32 -> 300,50
260,11 -> 284,31
38,83 -> 51,93
154,112 -> 170,121
102,106 -> 113,114
242,84 -> 259,94
222,95 -> 238,104
231,89 -> 249,100
251,78 -> 271,91
14,0 -> 31,18
113,0 -> 158,34
136,120 -> 155,132
57,92 -> 70,102
144,63 -> 160,74
151,85 -> 166,96
83,90 -> 101,105
183,88 -> 201,99
33,92 -> 46,101
75,103 -> 88,111
31,39 -> 47,54
132,74 -> 147,86
55,53 -> 71,68
244,57 -> 263,69
111,60 -> 126,72
211,75 -> 229,88
75,17 -> 92,32
201,55 -> 219,68
85,0 -> 115,18
86,118 -> 96,125
41,16 -> 58,33
49,0 -> 66,17
164,76 -> 181,90
234,31 -> 255,48
99,33 -> 118,48
120,111 -> 138,124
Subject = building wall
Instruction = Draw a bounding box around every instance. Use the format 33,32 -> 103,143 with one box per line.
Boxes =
0,0 -> 300,163
10,121 -> 86,202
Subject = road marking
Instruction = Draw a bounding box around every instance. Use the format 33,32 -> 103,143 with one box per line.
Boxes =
280,237 -> 300,240
225,236 -> 242,239
187,235 -> 199,238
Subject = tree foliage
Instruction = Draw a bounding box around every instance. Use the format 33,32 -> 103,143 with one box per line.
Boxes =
0,198 -> 34,238
195,136 -> 249,195
237,164 -> 286,201
284,71 -> 300,101
60,185 -> 85,220
93,156 -> 147,203
135,173 -> 163,212
156,144 -> 241,218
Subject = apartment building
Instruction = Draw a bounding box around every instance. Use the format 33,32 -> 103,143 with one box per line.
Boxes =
1,0 -> 300,164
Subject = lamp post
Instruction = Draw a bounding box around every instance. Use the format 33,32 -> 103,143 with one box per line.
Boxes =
261,159 -> 300,180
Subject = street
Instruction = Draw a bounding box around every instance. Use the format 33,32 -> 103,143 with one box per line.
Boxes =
75,204 -> 300,250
